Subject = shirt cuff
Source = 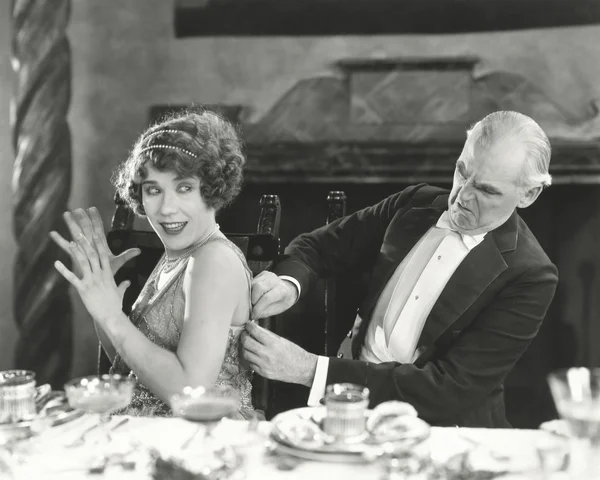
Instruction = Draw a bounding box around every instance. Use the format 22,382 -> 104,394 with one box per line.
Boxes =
307,356 -> 329,406
279,275 -> 301,304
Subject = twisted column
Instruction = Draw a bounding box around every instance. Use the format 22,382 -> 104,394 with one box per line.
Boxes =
11,0 -> 73,387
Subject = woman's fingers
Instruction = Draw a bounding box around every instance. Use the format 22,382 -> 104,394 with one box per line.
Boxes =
75,208 -> 95,240
88,207 -> 108,247
62,211 -> 84,241
62,208 -> 113,275
69,239 -> 91,274
88,207 -> 117,259
54,260 -> 82,289
73,230 -> 101,273
93,232 -> 112,273
49,231 -> 73,256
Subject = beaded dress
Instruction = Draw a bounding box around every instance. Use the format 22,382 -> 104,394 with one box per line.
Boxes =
110,233 -> 254,418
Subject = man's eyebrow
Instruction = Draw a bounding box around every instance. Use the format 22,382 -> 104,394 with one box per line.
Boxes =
141,179 -> 158,185
473,180 -> 501,194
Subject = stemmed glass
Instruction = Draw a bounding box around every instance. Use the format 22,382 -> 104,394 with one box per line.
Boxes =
64,374 -> 134,461
171,385 -> 240,441
170,385 -> 242,475
547,367 -> 600,479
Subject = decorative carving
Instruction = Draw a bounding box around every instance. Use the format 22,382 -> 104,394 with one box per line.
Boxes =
150,64 -> 600,184
250,194 -> 281,283
11,0 -> 73,386
471,71 -> 600,141
242,141 -> 600,184
256,194 -> 281,237
239,58 -> 600,183
111,193 -> 135,232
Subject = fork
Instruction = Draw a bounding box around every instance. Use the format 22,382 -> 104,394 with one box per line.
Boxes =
456,432 -> 511,461
65,417 -> 129,448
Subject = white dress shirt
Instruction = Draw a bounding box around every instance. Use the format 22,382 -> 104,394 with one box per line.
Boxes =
307,211 -> 486,405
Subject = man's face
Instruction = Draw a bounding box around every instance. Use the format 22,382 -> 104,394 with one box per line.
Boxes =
447,132 -> 534,236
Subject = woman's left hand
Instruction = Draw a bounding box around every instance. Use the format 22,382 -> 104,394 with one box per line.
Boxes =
54,214 -> 130,325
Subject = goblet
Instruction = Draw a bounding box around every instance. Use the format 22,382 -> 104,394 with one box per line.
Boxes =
64,374 -> 134,447
171,385 -> 240,439
547,367 -> 600,479
170,385 -> 242,476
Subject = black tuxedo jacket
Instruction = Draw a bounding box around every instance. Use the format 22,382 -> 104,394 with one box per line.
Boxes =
275,184 -> 558,428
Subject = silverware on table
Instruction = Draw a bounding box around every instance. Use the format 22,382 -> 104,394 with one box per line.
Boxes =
65,416 -> 129,448
180,425 -> 203,450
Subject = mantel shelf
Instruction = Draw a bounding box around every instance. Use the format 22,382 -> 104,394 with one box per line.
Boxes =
243,141 -> 600,184
175,0 -> 600,37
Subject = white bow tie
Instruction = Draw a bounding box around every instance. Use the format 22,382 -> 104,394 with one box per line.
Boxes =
435,211 -> 486,250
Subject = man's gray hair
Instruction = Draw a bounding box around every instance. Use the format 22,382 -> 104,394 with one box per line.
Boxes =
468,111 -> 552,189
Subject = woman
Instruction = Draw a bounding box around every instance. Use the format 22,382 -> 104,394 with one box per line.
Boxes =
51,110 -> 254,417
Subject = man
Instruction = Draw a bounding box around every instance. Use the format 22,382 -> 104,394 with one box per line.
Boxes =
241,111 -> 558,428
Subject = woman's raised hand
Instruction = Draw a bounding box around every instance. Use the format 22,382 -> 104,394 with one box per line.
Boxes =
50,207 -> 140,279
52,208 -> 131,324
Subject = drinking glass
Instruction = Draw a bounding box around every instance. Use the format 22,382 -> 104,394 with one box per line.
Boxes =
547,367 -> 600,479
323,383 -> 370,439
0,370 -> 37,425
170,385 -> 242,476
64,374 -> 134,447
171,385 -> 240,437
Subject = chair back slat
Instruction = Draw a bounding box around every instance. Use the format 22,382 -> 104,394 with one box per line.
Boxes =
325,191 -> 347,356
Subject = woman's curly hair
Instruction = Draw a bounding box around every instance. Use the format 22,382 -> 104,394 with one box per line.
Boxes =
113,109 -> 245,216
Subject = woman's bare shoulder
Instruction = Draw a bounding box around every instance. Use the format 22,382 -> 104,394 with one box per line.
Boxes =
186,239 -> 247,283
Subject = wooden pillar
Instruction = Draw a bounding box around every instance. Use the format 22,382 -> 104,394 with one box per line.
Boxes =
11,0 -> 73,387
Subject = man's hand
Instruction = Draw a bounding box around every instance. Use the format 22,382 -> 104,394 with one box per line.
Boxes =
241,321 -> 317,387
50,207 -> 140,278
251,271 -> 298,320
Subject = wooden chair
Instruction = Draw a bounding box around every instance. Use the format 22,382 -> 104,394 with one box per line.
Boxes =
324,190 -> 367,360
99,193 -> 282,417
324,191 -> 347,356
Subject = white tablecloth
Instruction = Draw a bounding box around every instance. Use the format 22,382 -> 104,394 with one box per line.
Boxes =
7,414 -> 577,479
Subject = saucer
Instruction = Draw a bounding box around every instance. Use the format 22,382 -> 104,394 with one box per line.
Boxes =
270,406 -> 430,463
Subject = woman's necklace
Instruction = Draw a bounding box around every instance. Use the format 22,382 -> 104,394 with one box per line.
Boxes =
161,223 -> 221,275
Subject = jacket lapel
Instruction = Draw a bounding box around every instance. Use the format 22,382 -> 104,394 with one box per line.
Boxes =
354,197 -> 448,358
414,211 -> 519,359
359,205 -> 445,323
414,235 -> 507,350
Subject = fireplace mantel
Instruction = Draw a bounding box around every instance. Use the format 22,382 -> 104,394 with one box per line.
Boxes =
151,53 -> 600,185
243,140 -> 600,184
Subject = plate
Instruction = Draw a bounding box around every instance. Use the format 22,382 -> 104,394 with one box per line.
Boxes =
269,406 -> 430,463
271,439 -> 369,463
0,391 -> 84,443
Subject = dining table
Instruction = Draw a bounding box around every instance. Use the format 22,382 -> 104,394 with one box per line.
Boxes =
2,413 -> 580,479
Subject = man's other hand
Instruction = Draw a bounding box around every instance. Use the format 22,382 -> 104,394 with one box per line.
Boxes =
251,271 -> 298,319
241,321 -> 317,387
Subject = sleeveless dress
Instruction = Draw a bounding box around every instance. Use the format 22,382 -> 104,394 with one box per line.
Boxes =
110,236 -> 255,418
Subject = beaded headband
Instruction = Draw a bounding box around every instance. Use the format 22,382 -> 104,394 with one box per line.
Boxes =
142,129 -> 181,142
138,129 -> 198,158
138,144 -> 197,158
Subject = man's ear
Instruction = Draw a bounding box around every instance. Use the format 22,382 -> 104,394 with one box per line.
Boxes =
518,185 -> 543,208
